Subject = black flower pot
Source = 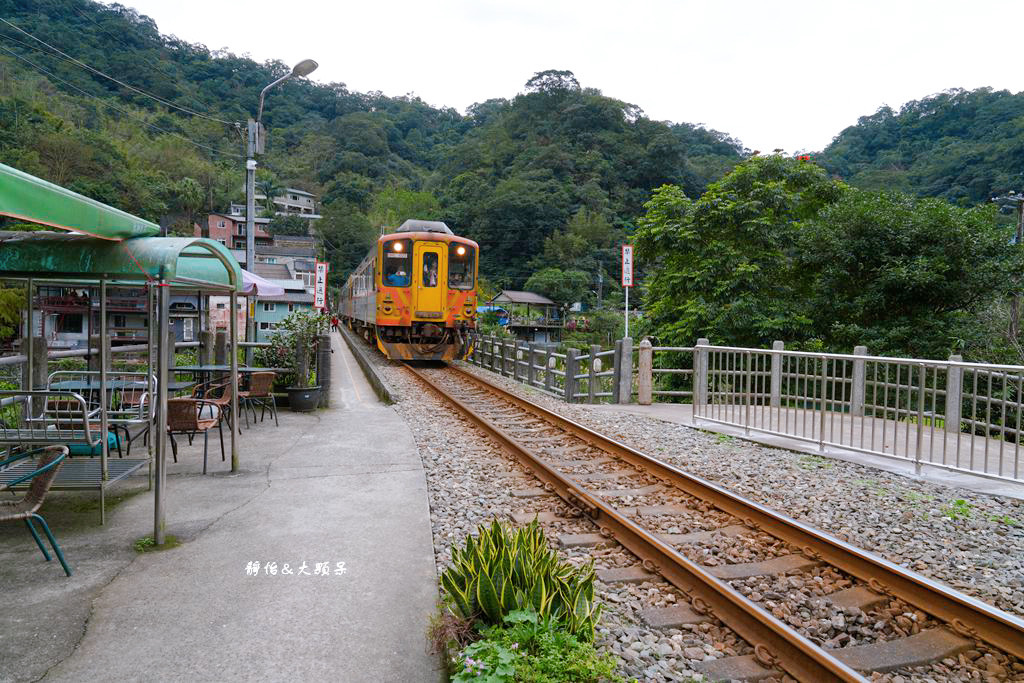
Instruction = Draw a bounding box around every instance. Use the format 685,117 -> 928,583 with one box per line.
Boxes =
286,386 -> 322,412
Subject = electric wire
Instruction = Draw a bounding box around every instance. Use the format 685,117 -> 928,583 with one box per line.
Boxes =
0,17 -> 238,127
69,2 -> 185,85
0,44 -> 243,159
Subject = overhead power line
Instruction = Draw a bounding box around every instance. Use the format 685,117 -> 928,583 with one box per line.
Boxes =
0,16 -> 238,127
70,3 -> 187,85
0,44 -> 242,160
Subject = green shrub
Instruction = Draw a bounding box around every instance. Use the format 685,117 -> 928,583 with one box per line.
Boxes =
452,610 -> 621,683
440,520 -> 602,641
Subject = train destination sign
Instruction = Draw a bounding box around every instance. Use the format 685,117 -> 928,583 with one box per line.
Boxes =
314,261 -> 329,309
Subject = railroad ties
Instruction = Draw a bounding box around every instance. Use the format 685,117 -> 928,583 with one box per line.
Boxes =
406,364 -> 1024,682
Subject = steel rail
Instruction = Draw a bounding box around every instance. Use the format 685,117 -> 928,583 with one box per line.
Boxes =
451,365 -> 1024,661
405,365 -> 865,682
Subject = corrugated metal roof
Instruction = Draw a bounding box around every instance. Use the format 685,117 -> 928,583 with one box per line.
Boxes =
258,292 -> 314,303
253,263 -> 291,279
490,290 -> 556,305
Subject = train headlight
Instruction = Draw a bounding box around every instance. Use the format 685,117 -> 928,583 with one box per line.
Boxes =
392,242 -> 403,252
456,245 -> 466,256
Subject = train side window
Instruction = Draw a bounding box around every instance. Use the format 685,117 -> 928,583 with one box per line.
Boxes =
383,239 -> 411,286
422,252 -> 438,287
448,243 -> 475,290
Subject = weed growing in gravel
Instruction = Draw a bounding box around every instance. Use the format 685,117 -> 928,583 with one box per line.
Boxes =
988,513 -> 1019,527
796,454 -> 833,470
941,499 -> 974,520
853,478 -> 888,495
902,491 -> 935,504
133,535 -> 180,552
715,433 -> 733,444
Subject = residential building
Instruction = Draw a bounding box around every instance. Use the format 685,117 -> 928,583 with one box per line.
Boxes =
254,282 -> 314,342
196,213 -> 272,250
273,188 -> 320,222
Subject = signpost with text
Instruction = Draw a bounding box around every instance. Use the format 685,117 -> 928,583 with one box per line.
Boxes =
314,261 -> 329,310
621,244 -> 633,338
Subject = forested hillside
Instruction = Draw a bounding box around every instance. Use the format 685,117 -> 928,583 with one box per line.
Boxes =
817,88 -> 1024,205
0,0 -> 743,289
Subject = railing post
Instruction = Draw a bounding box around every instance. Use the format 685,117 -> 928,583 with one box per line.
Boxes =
617,337 -> 632,404
513,343 -> 522,382
545,349 -> 555,394
915,364 -> 926,475
88,334 -> 111,372
946,354 -> 963,433
214,330 -> 228,365
199,329 -> 214,366
503,340 -> 512,377
527,343 -> 537,387
316,333 -> 331,407
612,340 -> 623,404
588,344 -> 600,404
638,338 -> 653,405
695,338 -> 710,416
818,358 -> 828,451
564,348 -> 578,403
490,339 -> 499,373
21,336 -> 47,416
851,345 -> 867,417
770,340 -> 784,408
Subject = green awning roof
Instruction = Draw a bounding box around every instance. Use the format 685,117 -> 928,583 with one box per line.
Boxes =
0,163 -> 160,240
0,232 -> 241,290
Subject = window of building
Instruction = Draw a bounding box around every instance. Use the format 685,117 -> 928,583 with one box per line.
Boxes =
288,303 -> 294,312
112,315 -> 127,328
216,303 -> 226,309
217,239 -> 226,245
259,322 -> 277,331
263,303 -> 276,312
382,239 -> 411,286
56,313 -> 83,334
218,220 -> 226,228
448,243 -> 476,290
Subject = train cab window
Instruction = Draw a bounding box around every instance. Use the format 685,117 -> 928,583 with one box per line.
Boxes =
448,243 -> 475,290
383,239 -> 411,286
422,252 -> 439,287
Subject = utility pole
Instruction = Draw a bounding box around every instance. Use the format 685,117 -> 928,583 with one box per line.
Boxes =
245,123 -> 258,351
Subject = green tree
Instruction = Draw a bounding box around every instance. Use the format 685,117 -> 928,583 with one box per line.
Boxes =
0,286 -> 24,342
173,176 -> 205,235
800,190 -> 1019,358
367,187 -> 441,230
634,156 -> 847,347
266,214 -> 309,236
524,267 -> 589,309
316,202 -> 376,284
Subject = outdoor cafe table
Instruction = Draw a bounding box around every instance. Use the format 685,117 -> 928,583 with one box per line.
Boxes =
49,379 -> 195,394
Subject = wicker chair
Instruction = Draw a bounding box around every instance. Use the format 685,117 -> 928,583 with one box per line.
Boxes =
166,398 -> 223,475
194,379 -> 239,435
239,372 -> 278,428
0,446 -> 72,576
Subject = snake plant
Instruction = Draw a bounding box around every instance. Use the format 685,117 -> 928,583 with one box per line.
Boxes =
440,519 -> 602,641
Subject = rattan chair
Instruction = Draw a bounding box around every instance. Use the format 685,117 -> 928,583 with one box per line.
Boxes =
166,398 -> 223,475
239,372 -> 278,428
194,379 -> 240,435
0,446 -> 72,576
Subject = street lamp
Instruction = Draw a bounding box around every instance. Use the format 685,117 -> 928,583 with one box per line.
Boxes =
245,59 -> 318,348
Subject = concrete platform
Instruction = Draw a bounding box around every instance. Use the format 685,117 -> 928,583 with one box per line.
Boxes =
586,403 -> 1024,500
0,332 -> 441,683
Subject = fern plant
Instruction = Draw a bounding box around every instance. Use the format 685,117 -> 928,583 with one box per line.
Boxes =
440,519 -> 602,641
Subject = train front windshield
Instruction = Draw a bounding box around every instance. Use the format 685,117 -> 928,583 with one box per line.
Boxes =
448,243 -> 475,289
383,239 -> 412,286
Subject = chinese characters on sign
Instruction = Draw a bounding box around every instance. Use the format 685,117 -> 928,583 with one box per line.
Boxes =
314,261 -> 329,309
621,244 -> 633,287
245,561 -> 347,576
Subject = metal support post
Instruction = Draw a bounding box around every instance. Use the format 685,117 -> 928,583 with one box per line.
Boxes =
229,290 -> 239,472
99,280 -> 109,484
154,277 -> 170,545
695,338 -> 710,416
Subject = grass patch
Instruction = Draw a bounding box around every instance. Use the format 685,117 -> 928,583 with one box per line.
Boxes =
901,491 -> 935,504
988,513 -> 1019,527
796,454 -> 833,470
133,534 -> 181,552
66,487 -> 146,514
715,433 -> 734,444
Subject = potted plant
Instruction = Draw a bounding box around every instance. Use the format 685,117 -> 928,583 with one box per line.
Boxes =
270,310 -> 328,412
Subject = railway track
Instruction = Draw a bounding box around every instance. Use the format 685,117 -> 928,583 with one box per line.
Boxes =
405,363 -> 1024,682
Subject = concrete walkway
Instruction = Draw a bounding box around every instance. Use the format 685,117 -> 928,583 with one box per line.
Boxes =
1,333 -> 441,682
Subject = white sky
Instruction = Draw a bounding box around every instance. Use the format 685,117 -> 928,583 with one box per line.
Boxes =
119,0 -> 1024,154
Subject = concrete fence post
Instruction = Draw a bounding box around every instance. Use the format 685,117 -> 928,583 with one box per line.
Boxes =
695,338 -> 710,410
588,344 -> 600,404
946,354 -> 963,433
612,340 -> 623,404
851,345 -> 867,417
769,340 -> 784,408
503,340 -> 513,377
87,334 -> 111,372
637,338 -> 653,405
564,348 -> 578,403
21,336 -> 47,417
527,343 -> 537,387
617,337 -> 633,404
214,330 -> 228,365
545,349 -> 555,393
316,333 -> 331,407
166,329 -> 177,375
199,329 -> 214,366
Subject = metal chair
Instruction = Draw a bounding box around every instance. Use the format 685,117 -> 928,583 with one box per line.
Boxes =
0,446 -> 72,576
238,372 -> 278,427
166,398 -> 224,475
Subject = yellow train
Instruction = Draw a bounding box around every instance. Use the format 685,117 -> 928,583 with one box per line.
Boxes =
338,220 -> 478,361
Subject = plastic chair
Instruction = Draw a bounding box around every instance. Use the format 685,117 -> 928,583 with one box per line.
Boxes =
0,446 -> 72,576
239,372 -> 278,427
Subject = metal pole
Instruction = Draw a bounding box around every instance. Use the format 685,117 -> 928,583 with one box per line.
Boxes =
229,289 -> 239,472
245,146 -> 257,356
624,285 -> 629,339
25,277 -> 32,392
99,279 -> 109,484
154,276 -> 169,545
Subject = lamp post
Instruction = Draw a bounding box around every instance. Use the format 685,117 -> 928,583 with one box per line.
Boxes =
245,59 -> 318,348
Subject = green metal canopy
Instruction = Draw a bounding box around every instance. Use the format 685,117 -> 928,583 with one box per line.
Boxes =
0,232 -> 242,290
0,162 -> 159,240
